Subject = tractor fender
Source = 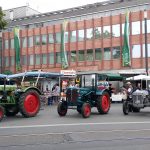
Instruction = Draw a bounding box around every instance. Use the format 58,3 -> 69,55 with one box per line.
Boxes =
22,87 -> 42,95
96,89 -> 110,96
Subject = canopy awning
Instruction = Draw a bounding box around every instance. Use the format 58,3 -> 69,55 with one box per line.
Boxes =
126,74 -> 150,81
7,71 -> 63,79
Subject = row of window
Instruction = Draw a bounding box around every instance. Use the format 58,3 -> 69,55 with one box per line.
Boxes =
4,5 -> 147,32
2,44 -> 150,67
4,20 -> 150,50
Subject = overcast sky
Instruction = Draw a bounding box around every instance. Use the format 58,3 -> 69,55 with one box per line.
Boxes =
0,0 -> 107,13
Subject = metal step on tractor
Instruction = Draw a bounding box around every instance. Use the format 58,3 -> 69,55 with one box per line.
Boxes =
57,72 -> 123,118
0,71 -> 61,121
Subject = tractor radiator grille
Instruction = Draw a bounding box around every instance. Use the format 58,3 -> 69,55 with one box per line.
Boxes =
66,88 -> 78,103
132,94 -> 144,107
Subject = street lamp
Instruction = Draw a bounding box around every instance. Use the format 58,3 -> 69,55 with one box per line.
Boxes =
144,9 -> 148,76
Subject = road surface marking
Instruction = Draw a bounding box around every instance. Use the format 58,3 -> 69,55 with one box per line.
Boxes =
1,121 -> 150,129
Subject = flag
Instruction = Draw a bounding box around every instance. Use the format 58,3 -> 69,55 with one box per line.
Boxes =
122,11 -> 131,67
61,20 -> 69,69
14,27 -> 21,71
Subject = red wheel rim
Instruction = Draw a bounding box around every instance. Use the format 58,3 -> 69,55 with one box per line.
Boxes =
0,108 -> 3,119
84,104 -> 91,117
24,94 -> 40,115
101,95 -> 110,112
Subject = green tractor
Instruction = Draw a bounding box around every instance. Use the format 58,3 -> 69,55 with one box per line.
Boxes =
0,71 -> 61,121
58,73 -> 123,118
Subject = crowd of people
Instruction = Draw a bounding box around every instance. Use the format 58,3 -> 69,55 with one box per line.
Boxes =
42,83 -> 60,106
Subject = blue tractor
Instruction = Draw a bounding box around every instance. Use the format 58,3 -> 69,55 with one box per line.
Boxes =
58,73 -> 123,118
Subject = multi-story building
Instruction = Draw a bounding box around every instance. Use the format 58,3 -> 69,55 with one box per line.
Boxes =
1,0 -> 150,75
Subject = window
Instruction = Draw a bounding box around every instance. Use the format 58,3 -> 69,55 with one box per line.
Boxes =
87,49 -> 93,61
142,20 -> 150,33
104,47 -> 111,60
22,55 -> 27,65
42,34 -> 47,45
5,57 -> 9,67
29,55 -> 34,65
70,51 -> 76,62
103,26 -> 111,38
132,45 -> 141,58
112,24 -> 120,37
86,28 -> 93,40
132,21 -> 140,35
55,32 -> 61,43
48,33 -> 54,43
35,35 -> 40,45
94,27 -> 101,39
70,30 -> 76,42
78,30 -> 84,41
65,32 -> 68,43
10,56 -> 14,65
28,36 -> 33,47
42,54 -> 47,64
78,50 -> 84,61
49,53 -> 54,64
56,52 -> 61,63
142,44 -> 150,57
22,37 -> 27,48
35,54 -> 40,65
10,39 -> 14,49
112,46 -> 120,59
4,40 -> 9,49
35,23 -> 43,28
81,74 -> 95,87
95,48 -> 102,60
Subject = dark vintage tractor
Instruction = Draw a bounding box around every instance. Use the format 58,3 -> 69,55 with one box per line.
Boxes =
122,75 -> 150,115
58,73 -> 123,118
0,71 -> 61,121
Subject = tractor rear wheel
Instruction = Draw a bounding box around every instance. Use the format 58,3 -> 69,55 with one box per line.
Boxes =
0,106 -> 5,121
97,92 -> 110,114
5,106 -> 19,117
123,100 -> 129,115
81,103 -> 91,118
57,101 -> 67,116
19,90 -> 41,118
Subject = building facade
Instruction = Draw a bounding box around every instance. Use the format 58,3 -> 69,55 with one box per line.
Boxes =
1,0 -> 150,74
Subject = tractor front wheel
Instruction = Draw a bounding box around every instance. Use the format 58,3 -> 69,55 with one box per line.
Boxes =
0,106 -> 5,121
19,90 -> 41,118
57,101 -> 68,116
97,92 -> 110,114
81,103 -> 91,118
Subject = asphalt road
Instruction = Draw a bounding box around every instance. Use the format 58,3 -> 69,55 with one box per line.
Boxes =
1,103 -> 150,150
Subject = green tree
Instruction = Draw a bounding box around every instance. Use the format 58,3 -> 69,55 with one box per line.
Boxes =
0,7 -> 7,31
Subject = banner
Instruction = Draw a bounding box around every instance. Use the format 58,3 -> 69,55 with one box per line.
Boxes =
61,20 -> 69,69
122,11 -> 131,67
14,27 -> 21,71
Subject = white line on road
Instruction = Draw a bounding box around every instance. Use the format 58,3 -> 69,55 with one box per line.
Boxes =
1,121 -> 150,129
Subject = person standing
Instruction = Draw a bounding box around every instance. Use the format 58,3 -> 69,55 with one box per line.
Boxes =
52,83 -> 60,104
